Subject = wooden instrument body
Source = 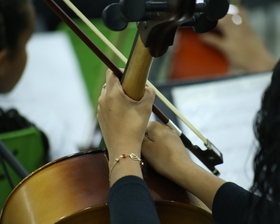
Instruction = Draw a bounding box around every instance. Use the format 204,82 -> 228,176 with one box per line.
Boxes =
0,1 -> 226,223
170,28 -> 228,80
0,150 -> 215,224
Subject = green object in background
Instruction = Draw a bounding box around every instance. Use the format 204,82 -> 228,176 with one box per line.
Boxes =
0,128 -> 46,209
57,19 -> 137,110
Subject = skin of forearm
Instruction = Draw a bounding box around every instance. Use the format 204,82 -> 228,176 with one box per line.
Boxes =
164,160 -> 226,210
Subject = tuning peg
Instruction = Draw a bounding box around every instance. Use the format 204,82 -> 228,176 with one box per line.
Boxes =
181,13 -> 217,33
119,0 -> 168,22
119,0 -> 147,21
102,3 -> 128,31
195,0 -> 229,21
102,0 -> 169,31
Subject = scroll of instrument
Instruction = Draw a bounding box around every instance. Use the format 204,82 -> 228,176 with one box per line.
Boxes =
0,0 -> 229,224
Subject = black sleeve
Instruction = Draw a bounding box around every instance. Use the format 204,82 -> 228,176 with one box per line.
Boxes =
212,182 -> 280,224
108,175 -> 161,224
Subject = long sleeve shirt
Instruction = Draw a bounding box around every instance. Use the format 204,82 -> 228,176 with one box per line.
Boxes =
108,176 -> 280,224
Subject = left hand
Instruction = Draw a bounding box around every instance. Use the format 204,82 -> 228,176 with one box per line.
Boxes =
97,69 -> 155,159
200,8 -> 276,73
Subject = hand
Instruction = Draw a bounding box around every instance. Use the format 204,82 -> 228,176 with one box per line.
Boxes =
97,69 -> 155,159
142,121 -> 194,181
200,8 -> 276,73
142,121 -> 226,210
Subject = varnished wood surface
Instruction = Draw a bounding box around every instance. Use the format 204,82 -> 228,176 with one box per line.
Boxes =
122,35 -> 153,101
0,151 -> 216,224
0,151 -> 109,224
170,28 -> 228,80
55,201 -> 215,224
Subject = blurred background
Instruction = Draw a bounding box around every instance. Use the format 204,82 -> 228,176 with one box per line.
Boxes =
28,0 -> 279,187
33,0 -> 279,83
1,0 -> 279,208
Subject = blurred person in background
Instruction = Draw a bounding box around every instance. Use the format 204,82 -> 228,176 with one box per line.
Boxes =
169,0 -> 278,80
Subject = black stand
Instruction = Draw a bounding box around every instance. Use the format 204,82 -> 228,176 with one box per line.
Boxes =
0,140 -> 29,180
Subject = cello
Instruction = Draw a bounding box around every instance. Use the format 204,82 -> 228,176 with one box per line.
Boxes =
0,0 -> 228,223
169,2 -> 241,80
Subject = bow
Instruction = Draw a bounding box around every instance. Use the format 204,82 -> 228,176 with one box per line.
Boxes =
43,0 -> 229,175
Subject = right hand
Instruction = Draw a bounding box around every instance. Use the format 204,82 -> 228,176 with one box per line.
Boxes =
141,121 -> 195,182
142,122 -> 226,210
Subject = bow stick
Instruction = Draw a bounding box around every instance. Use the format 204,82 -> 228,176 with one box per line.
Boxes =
62,0 -> 208,144
43,0 -> 223,175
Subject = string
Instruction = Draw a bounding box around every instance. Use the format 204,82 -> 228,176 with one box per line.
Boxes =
62,0 -> 207,144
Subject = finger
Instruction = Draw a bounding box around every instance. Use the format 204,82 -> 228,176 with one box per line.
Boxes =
99,80 -> 108,104
96,104 -> 102,122
137,87 -> 156,106
100,82 -> 107,97
200,33 -> 226,52
106,69 -> 121,88
99,69 -> 114,97
146,121 -> 178,142
142,134 -> 155,154
106,69 -> 126,97
144,131 -> 154,142
145,121 -> 164,141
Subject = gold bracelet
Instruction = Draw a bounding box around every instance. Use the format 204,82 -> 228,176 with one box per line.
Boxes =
109,153 -> 144,181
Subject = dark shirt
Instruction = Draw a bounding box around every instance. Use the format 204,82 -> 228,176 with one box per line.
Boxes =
108,176 -> 161,224
109,176 -> 280,224
212,182 -> 280,224
212,182 -> 251,223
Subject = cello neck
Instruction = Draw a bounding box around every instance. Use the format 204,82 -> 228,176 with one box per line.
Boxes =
122,34 -> 153,101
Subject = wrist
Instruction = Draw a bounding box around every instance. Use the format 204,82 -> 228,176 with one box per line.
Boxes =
244,39 -> 276,73
108,144 -> 141,160
108,152 -> 144,186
